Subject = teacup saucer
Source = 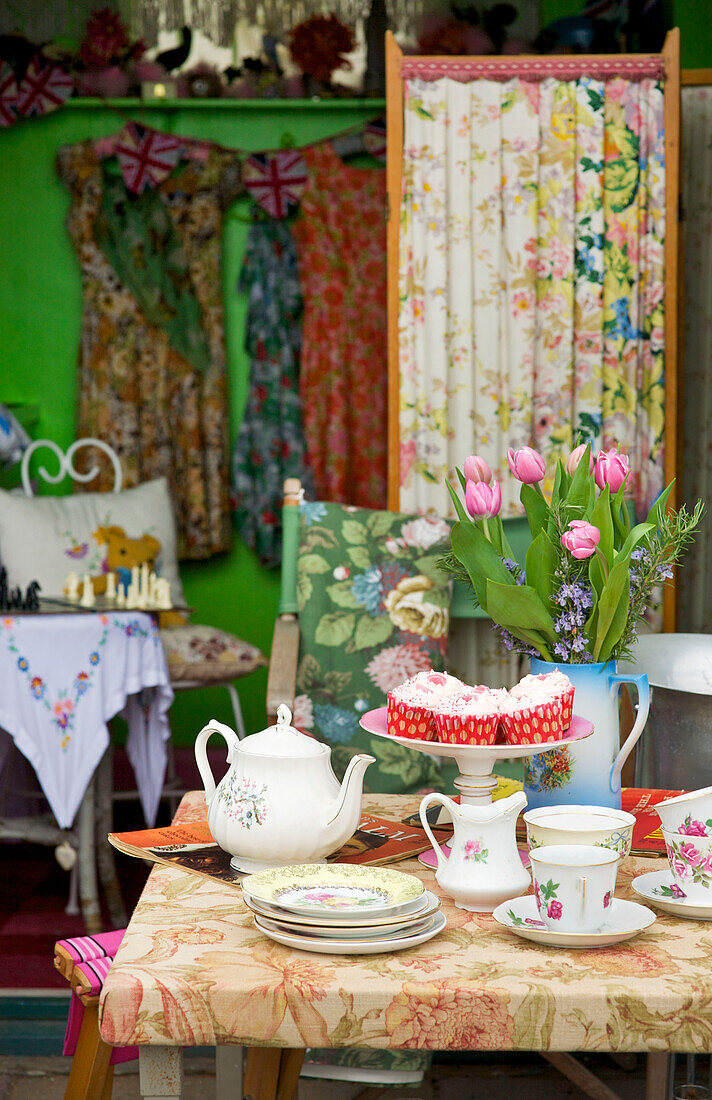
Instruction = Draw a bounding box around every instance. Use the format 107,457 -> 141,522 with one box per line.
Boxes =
631,870 -> 712,920
492,895 -> 656,948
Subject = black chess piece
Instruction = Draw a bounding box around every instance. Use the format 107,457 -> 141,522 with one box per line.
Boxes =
8,586 -> 22,609
23,580 -> 41,611
0,566 -> 7,611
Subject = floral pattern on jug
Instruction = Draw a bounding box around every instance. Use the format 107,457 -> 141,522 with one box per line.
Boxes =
462,839 -> 488,863
524,747 -> 572,793
218,777 -> 268,829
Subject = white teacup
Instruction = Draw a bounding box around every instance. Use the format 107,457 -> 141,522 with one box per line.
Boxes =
529,844 -> 620,933
655,786 -> 712,836
662,827 -> 712,902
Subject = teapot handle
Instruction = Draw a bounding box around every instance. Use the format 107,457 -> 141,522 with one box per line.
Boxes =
195,720 -> 240,808
419,793 -> 457,871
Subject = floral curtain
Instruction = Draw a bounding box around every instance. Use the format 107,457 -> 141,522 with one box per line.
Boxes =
398,74 -> 666,523
678,86 -> 712,633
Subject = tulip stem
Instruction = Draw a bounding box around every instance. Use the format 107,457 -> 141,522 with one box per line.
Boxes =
594,546 -> 609,580
483,517 -> 491,542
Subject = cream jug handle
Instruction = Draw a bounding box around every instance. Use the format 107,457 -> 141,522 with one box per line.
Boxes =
608,673 -> 650,794
195,720 -> 240,809
419,793 -> 457,871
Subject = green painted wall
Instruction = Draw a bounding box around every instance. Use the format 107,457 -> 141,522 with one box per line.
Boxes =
0,97 -> 384,745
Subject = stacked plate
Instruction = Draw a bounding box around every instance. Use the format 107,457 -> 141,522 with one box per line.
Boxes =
242,863 -> 446,955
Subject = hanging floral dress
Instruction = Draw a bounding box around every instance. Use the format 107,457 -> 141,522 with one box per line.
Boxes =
231,217 -> 314,567
57,141 -> 240,559
292,142 -> 388,510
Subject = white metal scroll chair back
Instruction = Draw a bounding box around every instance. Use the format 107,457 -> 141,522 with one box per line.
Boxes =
21,437 -> 123,495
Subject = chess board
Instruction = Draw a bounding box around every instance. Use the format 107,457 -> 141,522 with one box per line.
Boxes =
38,596 -> 192,615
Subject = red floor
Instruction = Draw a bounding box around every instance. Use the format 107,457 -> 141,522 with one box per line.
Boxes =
0,748 -> 214,989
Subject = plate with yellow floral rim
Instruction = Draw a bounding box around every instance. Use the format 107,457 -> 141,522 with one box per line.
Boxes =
241,863 -> 425,919
253,911 -> 447,955
242,888 -> 440,930
631,870 -> 712,920
493,895 -> 656,948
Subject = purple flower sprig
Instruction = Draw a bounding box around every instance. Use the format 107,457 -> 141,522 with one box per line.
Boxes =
552,581 -> 593,663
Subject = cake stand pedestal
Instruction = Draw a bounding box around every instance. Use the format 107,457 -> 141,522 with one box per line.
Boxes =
359,709 -> 594,807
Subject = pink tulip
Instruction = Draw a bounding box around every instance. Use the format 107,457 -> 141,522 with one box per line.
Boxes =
566,443 -> 594,476
562,520 -> 601,560
594,448 -> 630,493
463,454 -> 492,484
465,478 -> 502,519
507,446 -> 546,484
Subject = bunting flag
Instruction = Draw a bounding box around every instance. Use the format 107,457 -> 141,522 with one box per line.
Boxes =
0,63 -> 17,127
114,124 -> 184,194
364,116 -> 387,162
15,56 -> 74,119
243,150 -> 308,219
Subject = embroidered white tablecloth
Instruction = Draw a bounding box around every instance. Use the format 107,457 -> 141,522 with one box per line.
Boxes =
0,612 -> 174,827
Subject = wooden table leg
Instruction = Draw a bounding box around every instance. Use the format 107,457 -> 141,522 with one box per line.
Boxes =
77,776 -> 102,934
94,748 -> 127,928
139,1047 -> 183,1099
243,1048 -> 304,1100
65,1001 -> 113,1100
646,1052 -> 673,1100
216,1046 -> 244,1100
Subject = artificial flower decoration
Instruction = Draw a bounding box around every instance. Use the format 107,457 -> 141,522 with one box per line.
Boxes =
442,443 -> 704,664
78,8 -> 144,70
288,13 -> 355,86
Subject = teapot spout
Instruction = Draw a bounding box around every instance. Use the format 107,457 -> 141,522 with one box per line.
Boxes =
325,753 -> 375,851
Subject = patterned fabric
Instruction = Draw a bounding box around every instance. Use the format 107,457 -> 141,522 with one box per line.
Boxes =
0,62 -> 17,126
57,929 -> 137,1066
56,141 -> 239,560
678,86 -> 712,633
292,143 -> 388,510
101,790 -> 711,1054
398,76 -> 666,522
14,56 -> 73,118
114,124 -> 183,194
243,150 -> 307,219
232,218 -> 314,567
293,500 -> 456,795
160,623 -> 266,684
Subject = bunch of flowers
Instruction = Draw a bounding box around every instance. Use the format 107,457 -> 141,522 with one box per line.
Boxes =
77,8 -> 145,71
440,444 -> 704,665
288,13 -> 355,85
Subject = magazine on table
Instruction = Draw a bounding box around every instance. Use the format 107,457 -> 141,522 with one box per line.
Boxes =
108,811 -> 434,891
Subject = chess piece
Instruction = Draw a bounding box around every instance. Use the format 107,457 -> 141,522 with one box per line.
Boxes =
0,566 -> 7,609
106,572 -> 116,600
155,578 -> 172,609
9,586 -> 22,609
65,572 -> 80,600
23,580 -> 41,611
148,571 -> 158,604
116,585 -> 126,606
80,575 -> 95,607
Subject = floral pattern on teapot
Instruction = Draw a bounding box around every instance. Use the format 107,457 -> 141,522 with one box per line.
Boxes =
217,777 -> 268,829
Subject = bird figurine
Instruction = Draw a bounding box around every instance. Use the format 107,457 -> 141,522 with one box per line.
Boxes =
155,26 -> 192,72
0,33 -> 38,82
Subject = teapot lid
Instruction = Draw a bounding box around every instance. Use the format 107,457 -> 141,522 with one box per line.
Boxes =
240,704 -> 329,758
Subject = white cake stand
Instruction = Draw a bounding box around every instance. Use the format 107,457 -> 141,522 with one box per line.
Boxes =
359,708 -> 594,806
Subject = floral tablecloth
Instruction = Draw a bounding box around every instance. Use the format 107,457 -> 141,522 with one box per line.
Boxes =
100,793 -> 712,1054
0,612 -> 173,827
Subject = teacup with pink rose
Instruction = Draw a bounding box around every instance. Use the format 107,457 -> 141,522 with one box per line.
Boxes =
661,829 -> 712,903
655,786 -> 712,836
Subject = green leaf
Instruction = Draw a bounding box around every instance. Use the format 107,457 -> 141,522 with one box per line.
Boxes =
564,443 -> 593,517
588,485 -> 614,594
417,553 -> 450,584
296,573 -> 313,609
342,520 -> 366,545
446,479 -> 470,523
611,483 -> 629,547
618,522 -> 656,563
486,579 -> 557,641
315,612 -> 355,647
646,481 -> 674,529
367,512 -> 396,539
347,546 -> 371,569
299,553 -> 330,575
593,558 -> 630,661
521,483 -> 549,538
326,582 -> 360,609
450,521 -> 514,612
353,616 -> 393,651
525,530 -> 558,611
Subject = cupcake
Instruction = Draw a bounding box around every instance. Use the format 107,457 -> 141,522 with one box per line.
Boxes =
500,678 -> 566,745
387,670 -> 465,741
433,687 -> 505,746
513,670 -> 575,729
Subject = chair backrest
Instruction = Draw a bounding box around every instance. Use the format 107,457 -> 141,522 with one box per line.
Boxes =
21,438 -> 122,497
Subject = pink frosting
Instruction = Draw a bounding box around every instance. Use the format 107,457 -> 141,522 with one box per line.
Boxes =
390,669 -> 465,708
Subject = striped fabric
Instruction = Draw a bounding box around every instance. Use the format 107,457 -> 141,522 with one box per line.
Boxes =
56,929 -> 137,1066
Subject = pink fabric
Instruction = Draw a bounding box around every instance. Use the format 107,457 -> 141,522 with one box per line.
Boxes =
60,931 -> 138,1065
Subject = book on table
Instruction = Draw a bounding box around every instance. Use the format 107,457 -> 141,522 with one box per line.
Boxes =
108,810 -> 433,890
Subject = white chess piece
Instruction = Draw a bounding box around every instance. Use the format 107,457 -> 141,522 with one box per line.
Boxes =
65,572 -> 80,600
116,584 -> 126,606
148,571 -> 158,605
80,576 -> 95,607
106,572 -> 116,600
155,578 -> 172,609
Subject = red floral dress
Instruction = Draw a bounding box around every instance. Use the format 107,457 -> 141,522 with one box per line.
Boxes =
292,143 -> 387,509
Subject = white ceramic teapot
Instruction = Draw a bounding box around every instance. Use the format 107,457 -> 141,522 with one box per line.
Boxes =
195,704 -> 375,873
419,791 -> 530,912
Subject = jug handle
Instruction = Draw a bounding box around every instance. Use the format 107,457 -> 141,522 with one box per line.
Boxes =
195,720 -> 240,809
419,793 -> 456,871
608,673 -> 650,794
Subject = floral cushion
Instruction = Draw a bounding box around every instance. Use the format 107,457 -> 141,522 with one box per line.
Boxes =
160,624 -> 266,684
294,501 -> 458,795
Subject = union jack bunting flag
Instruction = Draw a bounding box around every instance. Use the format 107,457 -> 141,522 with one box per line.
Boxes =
0,62 -> 17,127
114,124 -> 183,194
15,56 -> 74,118
243,149 -> 307,219
364,117 -> 386,162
